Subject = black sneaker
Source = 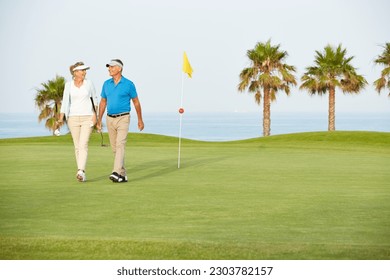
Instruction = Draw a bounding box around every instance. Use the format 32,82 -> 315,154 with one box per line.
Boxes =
117,175 -> 128,183
109,172 -> 120,182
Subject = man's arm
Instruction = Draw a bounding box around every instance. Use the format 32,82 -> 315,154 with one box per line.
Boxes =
132,97 -> 144,131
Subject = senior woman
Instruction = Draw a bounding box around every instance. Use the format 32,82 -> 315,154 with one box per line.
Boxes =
58,62 -> 98,182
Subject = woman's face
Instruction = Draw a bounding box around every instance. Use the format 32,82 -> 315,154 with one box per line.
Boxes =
74,69 -> 87,80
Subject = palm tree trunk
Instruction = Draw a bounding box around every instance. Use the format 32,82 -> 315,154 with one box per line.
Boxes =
263,89 -> 271,136
328,87 -> 336,131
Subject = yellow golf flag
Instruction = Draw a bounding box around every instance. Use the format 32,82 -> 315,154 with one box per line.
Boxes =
182,52 -> 193,78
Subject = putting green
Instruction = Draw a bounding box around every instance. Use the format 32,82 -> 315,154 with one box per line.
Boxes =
0,131 -> 389,259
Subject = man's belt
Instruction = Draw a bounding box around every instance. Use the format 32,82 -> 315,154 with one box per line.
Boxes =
107,112 -> 129,118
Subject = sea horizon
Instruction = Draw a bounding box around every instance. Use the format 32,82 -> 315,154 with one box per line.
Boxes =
0,111 -> 389,141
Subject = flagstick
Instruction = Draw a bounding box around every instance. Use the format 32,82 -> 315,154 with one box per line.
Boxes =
178,72 -> 184,169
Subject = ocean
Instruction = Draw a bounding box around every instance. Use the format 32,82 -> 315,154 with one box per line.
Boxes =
0,112 -> 389,141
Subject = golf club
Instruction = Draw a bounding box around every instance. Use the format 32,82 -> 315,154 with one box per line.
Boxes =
91,97 -> 108,147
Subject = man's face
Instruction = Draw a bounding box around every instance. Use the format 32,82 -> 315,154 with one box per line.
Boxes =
108,65 -> 121,77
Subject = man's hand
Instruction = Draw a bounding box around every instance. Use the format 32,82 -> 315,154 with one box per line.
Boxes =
138,120 -> 144,131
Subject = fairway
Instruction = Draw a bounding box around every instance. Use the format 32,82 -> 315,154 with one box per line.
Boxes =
0,131 -> 389,259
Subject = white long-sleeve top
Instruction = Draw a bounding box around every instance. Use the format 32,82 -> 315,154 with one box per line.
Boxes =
60,79 -> 98,119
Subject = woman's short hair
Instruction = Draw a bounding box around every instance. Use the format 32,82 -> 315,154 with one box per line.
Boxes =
69,62 -> 85,76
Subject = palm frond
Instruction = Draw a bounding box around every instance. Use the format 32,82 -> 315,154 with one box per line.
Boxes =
254,91 -> 262,105
373,43 -> 390,95
374,42 -> 390,66
374,77 -> 387,93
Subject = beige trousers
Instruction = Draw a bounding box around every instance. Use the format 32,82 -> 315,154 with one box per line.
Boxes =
106,114 -> 130,176
67,116 -> 94,171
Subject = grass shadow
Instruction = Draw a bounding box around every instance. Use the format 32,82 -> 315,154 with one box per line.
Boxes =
86,174 -> 111,183
129,156 -> 229,183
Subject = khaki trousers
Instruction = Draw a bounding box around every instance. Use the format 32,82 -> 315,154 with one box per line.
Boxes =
67,116 -> 94,171
106,114 -> 130,176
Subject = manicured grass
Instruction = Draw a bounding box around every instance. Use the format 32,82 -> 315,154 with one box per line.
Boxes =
0,131 -> 389,259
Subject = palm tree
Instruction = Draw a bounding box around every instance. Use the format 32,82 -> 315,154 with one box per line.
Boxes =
300,44 -> 367,131
238,39 -> 297,136
34,75 -> 66,135
373,42 -> 390,96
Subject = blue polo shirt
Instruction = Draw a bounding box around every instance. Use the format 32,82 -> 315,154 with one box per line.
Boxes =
101,76 -> 138,115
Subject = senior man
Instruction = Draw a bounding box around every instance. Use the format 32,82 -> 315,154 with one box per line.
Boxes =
97,59 -> 144,183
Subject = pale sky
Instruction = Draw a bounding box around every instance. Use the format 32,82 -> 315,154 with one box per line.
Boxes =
0,0 -> 389,114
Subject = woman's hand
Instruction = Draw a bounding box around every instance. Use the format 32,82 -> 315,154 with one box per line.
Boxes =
92,114 -> 97,126
96,121 -> 102,133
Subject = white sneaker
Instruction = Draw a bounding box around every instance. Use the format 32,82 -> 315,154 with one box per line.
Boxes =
76,170 -> 86,182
